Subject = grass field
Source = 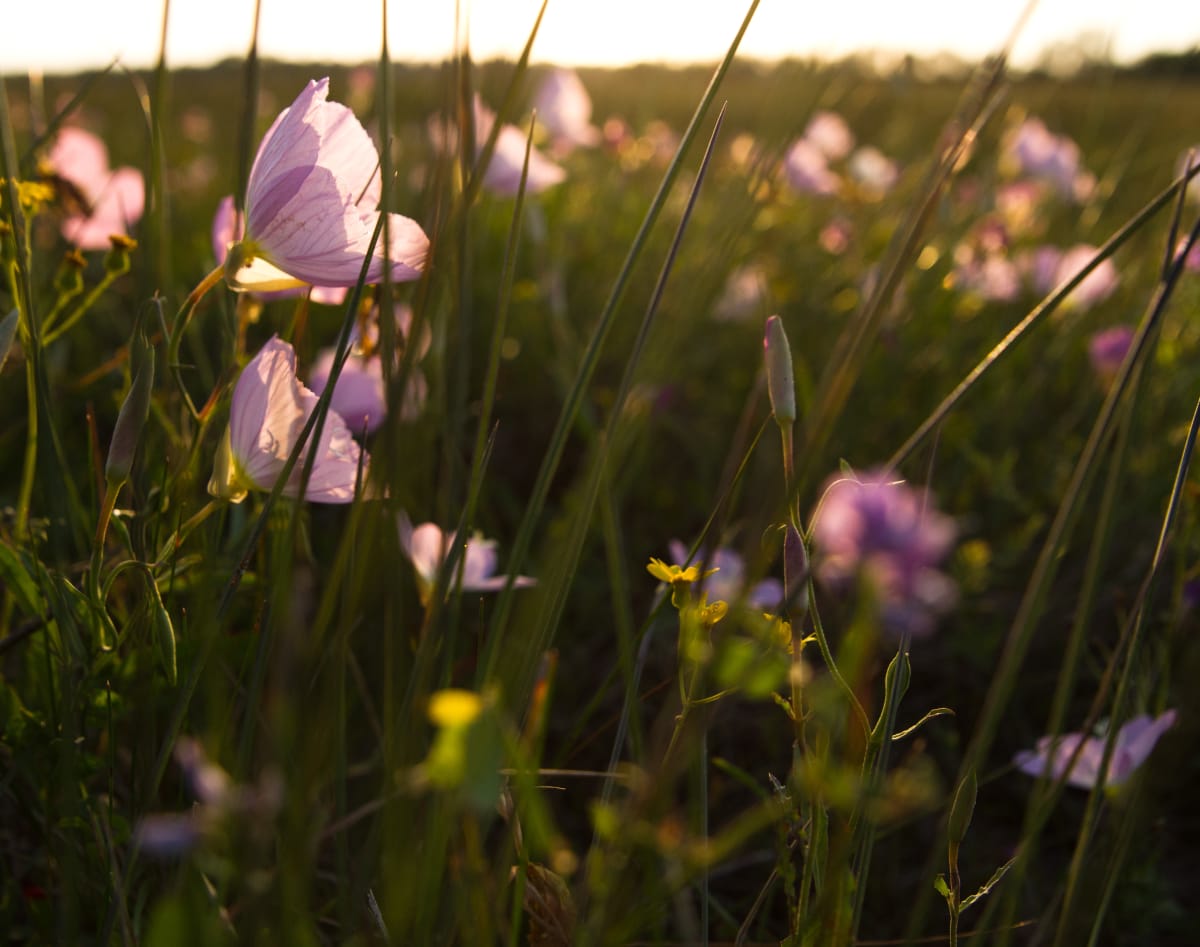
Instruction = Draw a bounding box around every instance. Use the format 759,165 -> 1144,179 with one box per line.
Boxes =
2,10 -> 1200,944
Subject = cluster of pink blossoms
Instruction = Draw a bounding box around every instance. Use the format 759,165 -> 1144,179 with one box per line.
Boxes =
203,78 -> 430,507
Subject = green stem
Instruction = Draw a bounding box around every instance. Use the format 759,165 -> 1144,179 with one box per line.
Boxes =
15,328 -> 38,541
166,263 -> 224,417
42,263 -> 129,346
807,587 -> 870,736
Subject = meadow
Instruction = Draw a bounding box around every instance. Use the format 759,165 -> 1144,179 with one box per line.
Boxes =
2,8 -> 1200,945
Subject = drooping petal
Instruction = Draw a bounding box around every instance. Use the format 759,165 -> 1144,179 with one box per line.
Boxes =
222,336 -> 368,504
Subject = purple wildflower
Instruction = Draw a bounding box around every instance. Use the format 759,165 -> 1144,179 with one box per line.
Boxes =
810,470 -> 956,637
1088,324 -> 1135,384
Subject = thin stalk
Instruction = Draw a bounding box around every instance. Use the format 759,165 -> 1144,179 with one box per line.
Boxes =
42,262 -> 132,346
1083,785 -> 1143,947
960,214 -> 1198,792
1051,386 -> 1200,946
888,162 -> 1200,472
478,0 -> 761,690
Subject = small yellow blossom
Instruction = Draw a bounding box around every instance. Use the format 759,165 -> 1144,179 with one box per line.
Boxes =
646,557 -> 718,586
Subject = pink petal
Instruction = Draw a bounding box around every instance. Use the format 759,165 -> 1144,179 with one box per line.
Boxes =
407,522 -> 449,584
244,78 -> 427,288
1108,710 -> 1177,784
461,535 -> 499,586
227,336 -> 368,503
61,166 -> 144,249
532,68 -> 600,150
212,195 -> 239,261
308,347 -> 386,435
49,126 -> 110,197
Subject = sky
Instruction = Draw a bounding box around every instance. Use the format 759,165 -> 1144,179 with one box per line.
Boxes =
3,0 -> 1198,73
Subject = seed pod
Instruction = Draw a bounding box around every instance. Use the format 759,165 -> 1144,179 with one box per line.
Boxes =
150,579 -> 177,686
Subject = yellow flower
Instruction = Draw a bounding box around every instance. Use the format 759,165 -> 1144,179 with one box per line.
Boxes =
646,557 -> 718,586
699,599 -> 728,627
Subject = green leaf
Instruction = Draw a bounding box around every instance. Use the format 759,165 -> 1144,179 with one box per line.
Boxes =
892,707 -> 955,742
960,856 -> 1018,912
933,873 -> 951,899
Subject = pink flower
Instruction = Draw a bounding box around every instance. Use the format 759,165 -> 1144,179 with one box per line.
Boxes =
474,97 -> 566,197
1014,711 -> 1178,789
47,127 -> 144,250
819,217 -> 853,255
397,513 -> 536,605
308,304 -> 429,434
955,254 -> 1022,303
848,146 -> 899,198
226,78 -> 429,292
995,181 -> 1045,238
803,110 -> 854,161
208,336 -> 369,504
532,68 -> 601,153
782,139 -> 840,196
1054,244 -> 1119,309
212,196 -> 347,305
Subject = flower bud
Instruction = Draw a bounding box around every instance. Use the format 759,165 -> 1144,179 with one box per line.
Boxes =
103,234 -> 136,277
882,649 -> 912,704
783,523 -> 810,615
53,249 -> 86,299
947,768 -> 977,849
105,331 -> 155,487
764,315 -> 796,425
